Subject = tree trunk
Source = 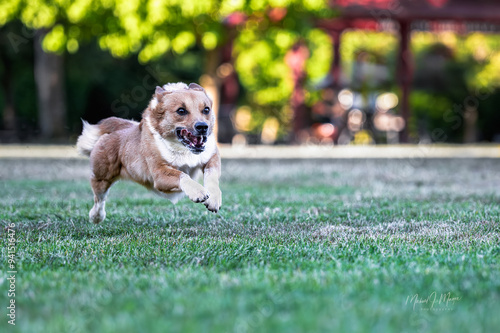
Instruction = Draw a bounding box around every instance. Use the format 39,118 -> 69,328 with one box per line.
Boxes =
0,50 -> 16,140
397,20 -> 413,143
34,29 -> 67,139
463,105 -> 478,143
200,49 -> 221,139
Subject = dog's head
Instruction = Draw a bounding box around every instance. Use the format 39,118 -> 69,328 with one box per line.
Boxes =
145,82 -> 214,154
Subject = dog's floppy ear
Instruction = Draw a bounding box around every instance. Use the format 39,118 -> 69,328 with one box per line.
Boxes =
188,83 -> 205,91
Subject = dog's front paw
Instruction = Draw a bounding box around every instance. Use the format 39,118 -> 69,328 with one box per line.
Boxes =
204,187 -> 222,213
181,176 -> 210,203
186,184 -> 210,203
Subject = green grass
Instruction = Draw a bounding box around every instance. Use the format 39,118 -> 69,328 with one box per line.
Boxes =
1,158 -> 500,333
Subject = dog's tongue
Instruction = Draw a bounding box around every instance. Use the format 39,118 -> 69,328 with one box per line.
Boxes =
181,129 -> 204,147
191,135 -> 202,146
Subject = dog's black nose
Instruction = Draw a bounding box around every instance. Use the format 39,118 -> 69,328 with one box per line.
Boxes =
194,122 -> 208,135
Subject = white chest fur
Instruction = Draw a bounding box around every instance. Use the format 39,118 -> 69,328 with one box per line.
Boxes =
145,117 -> 215,203
146,117 -> 215,169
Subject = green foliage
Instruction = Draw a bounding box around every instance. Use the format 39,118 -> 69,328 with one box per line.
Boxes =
341,31 -> 397,63
410,91 -> 455,141
408,32 -> 500,141
232,4 -> 334,134
0,0 -> 333,61
413,32 -> 500,91
0,0 -> 335,136
0,21 -> 206,138
1,0 -> 223,57
4,1 -> 500,141
341,30 -> 500,142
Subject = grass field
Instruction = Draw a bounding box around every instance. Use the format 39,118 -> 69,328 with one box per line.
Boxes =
1,157 -> 500,333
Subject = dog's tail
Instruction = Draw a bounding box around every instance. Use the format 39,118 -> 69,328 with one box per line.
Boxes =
76,120 -> 102,157
76,117 -> 136,157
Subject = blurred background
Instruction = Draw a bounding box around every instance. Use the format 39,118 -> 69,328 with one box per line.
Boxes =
1,0 -> 500,145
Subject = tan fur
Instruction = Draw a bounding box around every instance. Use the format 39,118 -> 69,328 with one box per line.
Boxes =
77,82 -> 222,224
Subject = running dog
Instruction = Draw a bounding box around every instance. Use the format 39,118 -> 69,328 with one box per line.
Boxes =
76,82 -> 221,224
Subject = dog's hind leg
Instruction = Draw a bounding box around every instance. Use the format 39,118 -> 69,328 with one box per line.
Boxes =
87,133 -> 121,224
89,178 -> 114,224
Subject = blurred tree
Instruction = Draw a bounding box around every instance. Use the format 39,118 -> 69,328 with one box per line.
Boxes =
0,0 -> 335,140
232,7 -> 335,139
0,21 -> 38,141
411,32 -> 500,142
34,29 -> 67,139
0,31 -> 16,135
3,1 -> 500,143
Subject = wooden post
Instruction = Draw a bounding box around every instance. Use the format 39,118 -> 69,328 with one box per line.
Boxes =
285,43 -> 310,143
217,37 -> 239,143
200,49 -> 221,139
331,30 -> 342,89
397,21 -> 413,143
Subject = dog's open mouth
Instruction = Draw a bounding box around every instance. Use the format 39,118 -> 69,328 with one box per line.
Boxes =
176,128 -> 207,154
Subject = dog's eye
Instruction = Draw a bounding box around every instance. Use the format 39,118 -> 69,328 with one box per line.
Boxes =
176,108 -> 188,115
202,107 -> 210,115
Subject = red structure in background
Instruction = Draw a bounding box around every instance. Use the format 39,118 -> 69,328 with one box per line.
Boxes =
322,0 -> 500,142
220,0 -> 500,143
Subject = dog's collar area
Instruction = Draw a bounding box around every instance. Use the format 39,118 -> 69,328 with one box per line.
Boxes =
175,128 -> 207,154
